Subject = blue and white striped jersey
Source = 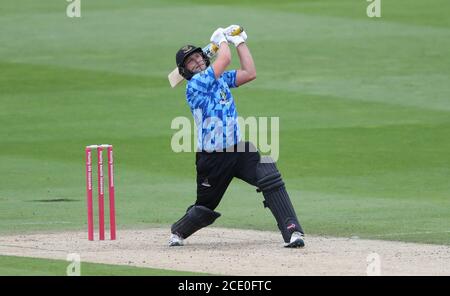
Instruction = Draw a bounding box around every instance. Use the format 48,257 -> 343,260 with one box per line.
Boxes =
186,66 -> 240,152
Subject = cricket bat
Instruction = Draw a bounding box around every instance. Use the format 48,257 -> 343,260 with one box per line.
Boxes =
168,26 -> 244,88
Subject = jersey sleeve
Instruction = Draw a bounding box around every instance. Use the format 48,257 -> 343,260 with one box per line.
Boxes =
222,70 -> 238,88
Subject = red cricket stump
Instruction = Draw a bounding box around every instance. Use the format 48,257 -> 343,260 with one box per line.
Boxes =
107,146 -> 116,240
85,144 -> 116,241
85,147 -> 94,241
97,146 -> 105,240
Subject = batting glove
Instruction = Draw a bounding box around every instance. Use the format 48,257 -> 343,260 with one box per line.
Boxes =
226,34 -> 245,47
210,28 -> 227,47
224,24 -> 247,47
224,24 -> 245,35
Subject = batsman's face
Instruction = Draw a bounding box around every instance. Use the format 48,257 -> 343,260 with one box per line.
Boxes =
185,52 -> 206,73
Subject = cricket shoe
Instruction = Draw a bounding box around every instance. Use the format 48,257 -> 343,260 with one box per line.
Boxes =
284,231 -> 305,248
168,233 -> 184,247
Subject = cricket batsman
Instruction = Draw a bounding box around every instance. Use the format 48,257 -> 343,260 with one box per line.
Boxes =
169,25 -> 305,248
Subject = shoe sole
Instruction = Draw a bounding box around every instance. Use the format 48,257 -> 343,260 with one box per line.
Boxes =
284,238 -> 305,248
169,242 -> 184,247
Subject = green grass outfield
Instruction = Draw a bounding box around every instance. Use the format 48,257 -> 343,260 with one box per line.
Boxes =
0,255 -> 204,276
1,0 -> 449,272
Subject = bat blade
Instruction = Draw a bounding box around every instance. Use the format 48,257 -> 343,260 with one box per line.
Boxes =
168,67 -> 183,88
168,26 -> 244,88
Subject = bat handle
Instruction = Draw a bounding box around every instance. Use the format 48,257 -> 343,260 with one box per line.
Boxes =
228,26 -> 244,36
211,44 -> 219,53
